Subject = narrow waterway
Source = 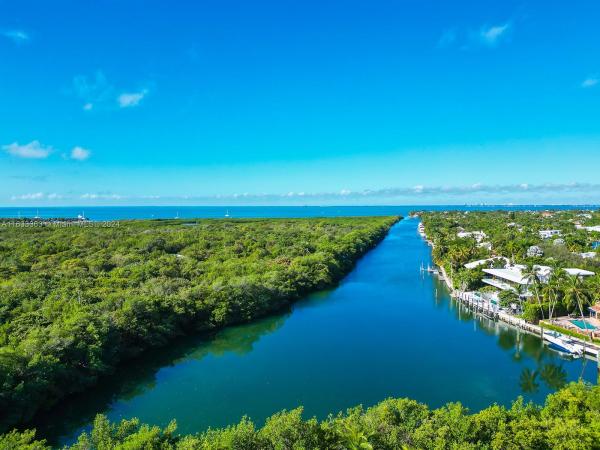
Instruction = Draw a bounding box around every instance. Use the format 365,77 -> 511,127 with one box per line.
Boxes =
36,218 -> 597,445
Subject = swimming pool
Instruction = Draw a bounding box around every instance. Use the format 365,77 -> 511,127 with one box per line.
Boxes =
570,319 -> 597,330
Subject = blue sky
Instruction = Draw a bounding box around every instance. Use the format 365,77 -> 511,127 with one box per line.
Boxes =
1,0 -> 599,205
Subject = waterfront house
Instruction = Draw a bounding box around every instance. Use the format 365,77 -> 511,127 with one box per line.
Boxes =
539,229 -> 561,239
481,264 -> 592,294
480,264 -> 549,293
464,257 -> 509,270
481,266 -> 527,292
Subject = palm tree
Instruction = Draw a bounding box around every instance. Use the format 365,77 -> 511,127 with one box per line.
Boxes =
542,275 -> 561,323
521,263 -> 545,321
585,275 -> 600,307
562,274 -> 592,334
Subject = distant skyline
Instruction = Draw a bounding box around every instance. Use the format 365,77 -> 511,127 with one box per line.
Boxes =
1,0 -> 600,206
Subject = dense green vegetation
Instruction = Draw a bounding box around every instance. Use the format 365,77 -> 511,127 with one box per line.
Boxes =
0,217 -> 398,432
2,382 -> 598,449
418,210 -> 600,322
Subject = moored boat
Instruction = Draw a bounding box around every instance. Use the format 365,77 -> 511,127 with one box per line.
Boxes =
543,331 -> 584,357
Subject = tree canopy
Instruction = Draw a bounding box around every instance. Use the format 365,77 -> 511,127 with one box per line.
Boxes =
2,381 -> 598,449
0,217 -> 399,432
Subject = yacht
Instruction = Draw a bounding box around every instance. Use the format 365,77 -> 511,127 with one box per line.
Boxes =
544,331 -> 584,357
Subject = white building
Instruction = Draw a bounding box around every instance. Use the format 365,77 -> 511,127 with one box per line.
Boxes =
581,225 -> 600,232
481,264 -> 594,293
457,230 -> 487,243
539,230 -> 562,239
464,257 -> 509,270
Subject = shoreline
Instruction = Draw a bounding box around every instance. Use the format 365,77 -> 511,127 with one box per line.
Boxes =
419,220 -> 600,360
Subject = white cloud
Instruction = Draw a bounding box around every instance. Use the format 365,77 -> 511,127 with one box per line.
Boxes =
118,89 -> 148,108
83,102 -> 94,111
2,29 -> 30,44
80,193 -> 124,200
70,146 -> 91,161
11,192 -> 44,201
582,77 -> 598,88
478,23 -> 510,47
3,141 -> 52,159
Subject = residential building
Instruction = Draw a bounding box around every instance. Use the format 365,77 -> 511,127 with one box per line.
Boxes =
539,230 -> 561,239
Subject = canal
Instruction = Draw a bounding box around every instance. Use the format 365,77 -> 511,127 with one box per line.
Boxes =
36,217 -> 597,445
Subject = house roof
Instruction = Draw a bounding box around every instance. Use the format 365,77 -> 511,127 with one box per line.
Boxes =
482,264 -> 552,285
464,257 -> 508,270
482,268 -> 528,284
564,268 -> 595,277
590,304 -> 600,313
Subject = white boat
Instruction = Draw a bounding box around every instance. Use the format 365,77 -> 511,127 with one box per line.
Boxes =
543,331 -> 584,357
417,223 -> 426,238
225,210 -> 230,218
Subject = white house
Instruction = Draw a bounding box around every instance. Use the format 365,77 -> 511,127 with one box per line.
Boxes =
481,264 -> 593,293
539,230 -> 562,239
457,230 -> 487,243
464,257 -> 509,270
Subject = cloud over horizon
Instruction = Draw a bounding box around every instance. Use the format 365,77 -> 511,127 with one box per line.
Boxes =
8,182 -> 600,205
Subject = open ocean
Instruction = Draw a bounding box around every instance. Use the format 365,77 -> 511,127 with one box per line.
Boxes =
0,205 -> 597,221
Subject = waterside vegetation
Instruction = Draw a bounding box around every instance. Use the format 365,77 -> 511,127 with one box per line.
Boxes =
0,216 -> 399,432
418,210 -> 600,324
3,382 -> 598,449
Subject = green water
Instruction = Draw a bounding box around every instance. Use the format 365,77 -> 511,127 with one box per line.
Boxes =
34,218 -> 597,445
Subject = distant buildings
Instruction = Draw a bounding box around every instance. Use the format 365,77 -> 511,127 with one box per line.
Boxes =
578,252 -> 596,259
579,225 -> 600,232
539,230 -> 562,239
477,241 -> 493,251
457,230 -> 487,243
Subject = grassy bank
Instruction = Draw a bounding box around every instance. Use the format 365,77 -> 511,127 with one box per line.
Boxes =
3,382 -> 598,449
0,216 -> 400,432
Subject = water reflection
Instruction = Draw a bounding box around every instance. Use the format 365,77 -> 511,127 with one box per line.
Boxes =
31,312 -> 289,444
432,277 -> 572,396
